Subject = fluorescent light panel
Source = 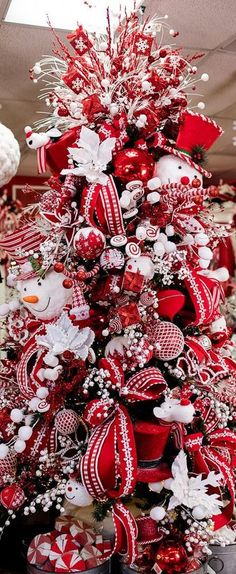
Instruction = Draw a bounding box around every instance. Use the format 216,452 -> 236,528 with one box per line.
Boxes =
4,0 -> 141,32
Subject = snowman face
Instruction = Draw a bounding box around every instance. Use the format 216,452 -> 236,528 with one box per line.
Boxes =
17,269 -> 73,321
154,154 -> 203,186
65,479 -> 92,506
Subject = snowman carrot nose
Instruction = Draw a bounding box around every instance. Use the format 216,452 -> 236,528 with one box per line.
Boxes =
22,295 -> 39,303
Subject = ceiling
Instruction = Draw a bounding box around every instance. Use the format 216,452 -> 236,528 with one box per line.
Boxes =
0,0 -> 236,183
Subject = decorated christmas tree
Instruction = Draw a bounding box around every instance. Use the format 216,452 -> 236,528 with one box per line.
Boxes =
0,6 -> 236,574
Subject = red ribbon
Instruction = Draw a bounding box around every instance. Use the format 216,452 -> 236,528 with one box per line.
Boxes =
81,176 -> 125,237
185,429 -> 236,529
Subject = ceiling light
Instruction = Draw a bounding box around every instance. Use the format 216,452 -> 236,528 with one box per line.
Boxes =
4,0 -> 142,33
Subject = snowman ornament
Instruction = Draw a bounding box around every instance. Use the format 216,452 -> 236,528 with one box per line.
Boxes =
151,111 -> 223,269
16,266 -> 73,321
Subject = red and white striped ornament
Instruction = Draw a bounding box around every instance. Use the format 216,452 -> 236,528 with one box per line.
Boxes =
55,551 -> 85,572
49,534 -> 79,565
145,320 -> 185,361
27,534 -> 52,565
54,409 -> 80,436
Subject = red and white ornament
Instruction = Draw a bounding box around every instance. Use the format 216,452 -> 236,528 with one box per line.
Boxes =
54,409 -> 80,436
0,483 -> 25,510
55,551 -> 85,572
49,534 -> 79,565
100,248 -> 125,270
73,227 -> 106,260
27,534 -> 52,565
145,320 -> 184,361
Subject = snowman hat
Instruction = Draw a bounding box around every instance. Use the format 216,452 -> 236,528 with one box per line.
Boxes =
134,420 -> 172,482
17,261 -> 40,281
156,110 -> 223,178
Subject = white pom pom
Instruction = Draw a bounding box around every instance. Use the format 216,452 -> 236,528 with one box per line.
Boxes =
0,444 -> 9,459
198,246 -> 213,260
44,353 -> 59,368
164,478 -> 173,489
101,78 -> 110,88
8,300 -> 20,312
44,367 -> 61,381
136,226 -> 147,241
195,232 -> 209,246
208,267 -> 229,282
14,439 -> 26,453
199,258 -> 210,269
120,191 -> 131,209
154,242 -> 165,257
165,241 -> 177,254
184,233 -> 195,245
198,101 -> 205,110
10,408 -> 24,423
150,506 -> 166,521
36,387 -> 49,399
147,191 -> 160,204
28,397 -> 40,411
18,425 -> 33,441
0,303 -> 10,316
33,63 -> 41,75
165,225 -> 175,237
201,73 -> 209,82
147,177 -> 161,191
192,505 -> 208,520
148,481 -> 164,493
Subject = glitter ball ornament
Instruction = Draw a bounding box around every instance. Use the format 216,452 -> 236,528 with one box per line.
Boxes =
54,409 -> 80,436
73,227 -> 106,260
0,483 -> 25,510
113,148 -> 154,183
145,319 -> 184,360
155,539 -> 188,574
100,248 -> 125,270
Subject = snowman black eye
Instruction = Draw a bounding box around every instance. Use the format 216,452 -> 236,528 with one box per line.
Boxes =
178,166 -> 182,170
24,287 -> 27,292
37,281 -> 42,286
194,175 -> 198,178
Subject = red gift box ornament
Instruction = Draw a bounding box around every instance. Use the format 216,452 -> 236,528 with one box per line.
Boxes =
62,63 -> 84,94
122,270 -> 145,294
67,26 -> 93,55
117,302 -> 141,328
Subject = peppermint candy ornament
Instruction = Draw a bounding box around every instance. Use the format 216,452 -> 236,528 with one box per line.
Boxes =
49,534 -> 78,565
27,534 -> 52,565
55,551 -> 85,572
73,227 -> 106,260
145,319 -> 184,361
100,248 -> 125,270
0,482 -> 25,509
54,409 -> 80,436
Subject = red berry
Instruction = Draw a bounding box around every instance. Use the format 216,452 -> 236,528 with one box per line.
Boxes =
194,195 -> 203,204
159,49 -> 167,58
181,176 -> 190,185
63,278 -> 73,289
192,178 -> 201,188
54,262 -> 64,273
76,270 -> 86,281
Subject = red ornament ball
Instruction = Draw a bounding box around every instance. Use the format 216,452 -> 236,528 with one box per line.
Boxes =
113,148 -> 154,184
155,539 -> 188,574
54,409 -> 80,436
0,483 -> 25,510
63,278 -> 73,289
192,178 -> 201,188
54,262 -> 65,273
73,227 -> 106,260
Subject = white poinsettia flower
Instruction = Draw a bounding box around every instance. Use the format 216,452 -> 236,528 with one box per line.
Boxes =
166,450 -> 223,517
61,126 -> 116,184
36,312 -> 95,360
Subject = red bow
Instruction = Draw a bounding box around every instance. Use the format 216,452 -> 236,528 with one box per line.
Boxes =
81,176 -> 125,237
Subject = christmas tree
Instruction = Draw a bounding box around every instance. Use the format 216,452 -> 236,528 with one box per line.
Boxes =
0,6 -> 236,574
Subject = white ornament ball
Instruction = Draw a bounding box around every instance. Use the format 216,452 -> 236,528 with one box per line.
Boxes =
44,367 -> 61,381
0,303 -> 10,316
14,439 -> 26,453
65,479 -> 93,507
44,353 -> 59,367
136,226 -> 147,241
192,505 -> 208,520
55,409 -> 80,436
165,241 -> 177,254
185,234 -> 195,245
18,426 -> 33,441
165,225 -> 175,237
150,506 -> 166,521
147,191 -> 160,204
0,123 -> 20,187
199,258 -> 210,269
195,232 -> 209,246
147,177 -> 161,191
164,478 -> 173,489
28,397 -> 41,411
198,246 -> 213,261
36,387 -> 49,399
148,481 -> 164,493
0,444 -> 9,459
198,101 -> 205,110
201,73 -> 209,82
10,409 -> 24,423
154,242 -> 165,257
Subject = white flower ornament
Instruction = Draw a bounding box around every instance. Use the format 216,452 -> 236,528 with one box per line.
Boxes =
166,450 -> 223,518
36,312 -> 95,360
61,126 -> 116,184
